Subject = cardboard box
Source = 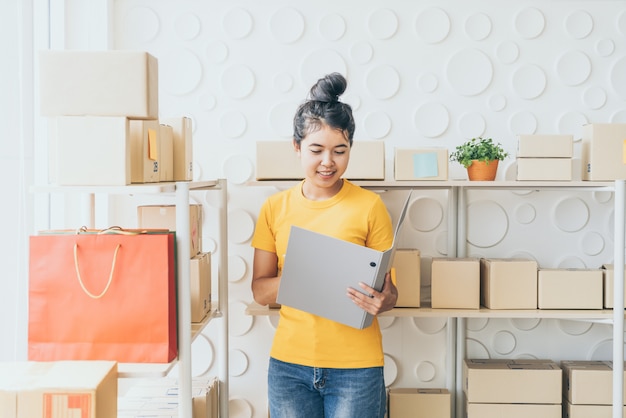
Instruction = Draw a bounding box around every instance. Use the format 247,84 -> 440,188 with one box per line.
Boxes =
463,359 -> 562,404
394,148 -> 448,180
431,258 -> 480,309
159,124 -> 174,182
517,134 -> 573,158
538,268 -> 603,309
388,388 -> 450,418
581,123 -> 626,181
137,204 -> 202,258
602,264 -> 626,308
391,249 -> 421,307
0,361 -> 117,418
49,116 -> 132,186
162,117 -> 194,181
130,119 -> 160,183
565,401 -> 626,418
516,158 -> 572,181
466,402 -> 561,418
255,140 -> 385,180
480,258 -> 538,309
40,50 -> 158,119
561,360 -> 626,405
190,252 -> 212,323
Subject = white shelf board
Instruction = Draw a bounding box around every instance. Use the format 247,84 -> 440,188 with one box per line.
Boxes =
31,180 -> 219,195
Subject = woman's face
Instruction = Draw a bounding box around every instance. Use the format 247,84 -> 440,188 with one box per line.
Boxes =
295,124 -> 350,199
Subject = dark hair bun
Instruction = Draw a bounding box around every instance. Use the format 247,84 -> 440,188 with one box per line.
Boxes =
309,72 -> 347,103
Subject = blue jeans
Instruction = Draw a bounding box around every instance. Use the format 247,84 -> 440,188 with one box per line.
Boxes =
268,357 -> 386,418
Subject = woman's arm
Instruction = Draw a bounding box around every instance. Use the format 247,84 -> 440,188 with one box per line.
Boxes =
251,248 -> 281,306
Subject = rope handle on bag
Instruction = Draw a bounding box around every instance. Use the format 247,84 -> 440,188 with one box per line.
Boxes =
76,226 -> 147,235
73,243 -> 121,299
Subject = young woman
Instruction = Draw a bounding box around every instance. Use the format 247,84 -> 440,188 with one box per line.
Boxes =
251,72 -> 398,418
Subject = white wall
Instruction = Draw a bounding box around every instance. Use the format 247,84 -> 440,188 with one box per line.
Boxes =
3,1 -> 626,417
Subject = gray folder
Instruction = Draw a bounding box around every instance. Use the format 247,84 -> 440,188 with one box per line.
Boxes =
277,191 -> 412,329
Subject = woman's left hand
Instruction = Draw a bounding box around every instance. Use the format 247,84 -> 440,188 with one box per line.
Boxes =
347,272 -> 398,316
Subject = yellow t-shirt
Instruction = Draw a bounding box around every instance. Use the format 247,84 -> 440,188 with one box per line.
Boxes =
251,180 -> 393,368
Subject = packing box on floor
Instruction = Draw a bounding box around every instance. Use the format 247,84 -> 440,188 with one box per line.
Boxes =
431,258 -> 480,309
388,388 -> 450,418
602,264 -> 626,308
565,401 -> 626,418
255,140 -> 385,180
48,116 -> 132,186
463,359 -> 562,404
480,258 -> 538,309
391,249 -> 421,307
190,252 -> 212,323
394,148 -> 448,180
161,117 -> 194,181
516,158 -> 572,181
538,268 -> 603,309
581,123 -> 626,181
137,204 -> 202,258
517,134 -> 573,158
40,50 -> 158,119
466,402 -> 561,418
561,360 -> 626,405
0,361 -> 117,418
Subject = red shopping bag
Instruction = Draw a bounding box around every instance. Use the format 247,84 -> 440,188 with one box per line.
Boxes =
28,229 -> 177,363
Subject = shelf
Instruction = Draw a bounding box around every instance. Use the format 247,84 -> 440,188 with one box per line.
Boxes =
30,180 -> 220,195
246,302 -> 623,321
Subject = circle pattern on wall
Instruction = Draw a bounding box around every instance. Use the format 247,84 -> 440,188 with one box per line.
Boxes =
319,14 -> 346,41
229,398 -> 253,418
408,198 -> 444,232
383,354 -> 398,385
123,6 -> 160,42
467,200 -> 508,248
465,13 -> 492,41
160,49 -> 203,95
221,64 -> 255,99
514,7 -> 545,39
556,50 -> 591,86
223,155 -> 253,185
363,112 -> 392,139
367,8 -> 398,40
414,103 -> 449,137
269,101 -> 300,137
228,209 -> 255,244
175,12 -> 201,40
553,197 -> 589,232
222,7 -> 253,39
228,255 -> 248,282
610,57 -> 626,100
413,317 -> 447,334
564,10 -> 593,39
511,64 -> 546,99
230,300 -> 254,336
415,7 -> 450,44
300,49 -> 347,88
229,349 -> 249,376
365,65 -> 400,99
445,49 -> 493,96
415,361 -> 436,382
269,7 -> 305,44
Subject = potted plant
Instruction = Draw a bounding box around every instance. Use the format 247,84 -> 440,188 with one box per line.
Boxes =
449,137 -> 509,181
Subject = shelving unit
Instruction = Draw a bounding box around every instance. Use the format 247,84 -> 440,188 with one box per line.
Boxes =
33,179 -> 229,418
248,179 -> 624,418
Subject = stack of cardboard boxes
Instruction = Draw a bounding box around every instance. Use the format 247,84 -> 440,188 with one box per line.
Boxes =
516,134 -> 573,181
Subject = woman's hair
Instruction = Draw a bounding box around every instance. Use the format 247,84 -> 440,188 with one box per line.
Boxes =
293,72 -> 355,146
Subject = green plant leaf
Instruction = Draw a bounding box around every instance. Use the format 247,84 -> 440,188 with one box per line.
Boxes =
449,137 -> 509,168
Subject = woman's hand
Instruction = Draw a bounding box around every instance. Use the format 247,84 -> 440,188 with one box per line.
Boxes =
346,272 -> 398,316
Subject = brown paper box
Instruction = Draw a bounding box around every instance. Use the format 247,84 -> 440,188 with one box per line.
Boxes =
431,258 -> 480,309
480,258 -> 537,309
391,249 -> 421,307
137,204 -> 202,258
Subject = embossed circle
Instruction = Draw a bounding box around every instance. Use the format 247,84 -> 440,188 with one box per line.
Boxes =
556,256 -> 587,269
596,39 -> 615,57
229,349 -> 249,377
509,111 -> 538,135
161,49 -> 203,95
589,340 -> 626,361
556,51 -> 591,86
383,354 -> 398,385
228,255 -> 248,282
198,94 -> 217,111
415,361 -> 436,382
413,317 -> 447,334
222,7 -> 253,39
553,197 -> 589,232
378,316 -> 396,329
488,94 -> 506,112
495,41 -> 519,64
593,191 -> 613,204
514,7 -> 545,39
581,231 -> 605,256
202,237 -> 217,254
467,201 -> 509,248
457,112 -> 486,139
365,65 -> 400,99
273,72 -> 294,93
465,13 -> 492,41
610,57 -> 626,100
206,40 -> 229,63
175,12 -> 201,40
269,101 -> 299,137
300,49 -> 347,89
583,86 -> 607,110
408,197 -> 444,232
417,72 -> 438,93
557,112 -> 588,138
368,8 -> 398,40
221,64 -> 255,99
619,10 -> 626,35
223,154 -> 253,185
564,10 -> 593,39
191,334 -> 214,376
269,7 -> 305,44
467,318 -> 489,332
123,6 -> 160,42
219,110 -> 247,138
466,338 -> 490,359
515,203 -> 536,224
229,398 -> 253,418
414,103 -> 450,138
511,318 -> 540,331
319,14 -> 346,41
511,64 -> 546,99
228,209 -> 255,244
350,41 -> 374,65
435,230 -> 448,256
230,300 -> 254,336
363,112 -> 391,139
415,7 -> 450,44
493,330 -> 517,355
446,49 -> 493,96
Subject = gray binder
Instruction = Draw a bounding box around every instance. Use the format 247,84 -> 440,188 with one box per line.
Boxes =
277,191 -> 412,329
